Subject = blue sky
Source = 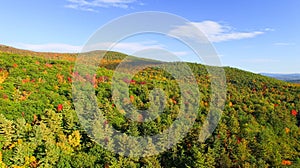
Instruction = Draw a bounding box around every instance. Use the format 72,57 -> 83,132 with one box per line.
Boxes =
0,0 -> 299,73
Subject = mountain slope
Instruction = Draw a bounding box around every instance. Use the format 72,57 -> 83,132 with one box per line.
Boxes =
0,46 -> 300,167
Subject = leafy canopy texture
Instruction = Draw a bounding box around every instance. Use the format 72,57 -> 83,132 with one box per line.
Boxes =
0,49 -> 300,167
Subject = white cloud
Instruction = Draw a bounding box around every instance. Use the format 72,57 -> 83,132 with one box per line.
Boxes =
264,28 -> 275,32
169,21 -> 265,43
65,0 -> 138,11
9,42 -> 189,62
172,51 -> 189,56
65,4 -> 99,12
12,43 -> 82,53
9,41 -> 172,54
83,41 -> 165,54
242,58 -> 280,63
273,42 -> 296,46
11,42 -> 163,53
84,42 -> 190,60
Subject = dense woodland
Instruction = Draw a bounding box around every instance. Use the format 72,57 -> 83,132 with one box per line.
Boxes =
0,47 -> 300,167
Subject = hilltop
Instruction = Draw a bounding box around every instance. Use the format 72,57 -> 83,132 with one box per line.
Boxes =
0,45 -> 300,167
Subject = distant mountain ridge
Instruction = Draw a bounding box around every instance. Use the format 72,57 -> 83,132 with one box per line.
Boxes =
0,44 -> 162,65
2,44 -> 297,83
261,73 -> 300,83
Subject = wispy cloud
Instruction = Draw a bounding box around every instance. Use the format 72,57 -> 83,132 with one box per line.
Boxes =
12,43 -> 82,53
65,0 -> 139,12
10,42 -> 189,61
169,21 -> 266,43
172,51 -> 189,57
10,42 -> 163,53
84,42 -> 190,60
83,41 -> 164,53
273,42 -> 296,46
242,58 -> 280,63
264,28 -> 275,32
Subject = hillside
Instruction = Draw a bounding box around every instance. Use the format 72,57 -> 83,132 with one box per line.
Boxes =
0,46 -> 300,167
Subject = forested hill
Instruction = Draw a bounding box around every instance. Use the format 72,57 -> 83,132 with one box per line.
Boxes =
0,45 -> 300,167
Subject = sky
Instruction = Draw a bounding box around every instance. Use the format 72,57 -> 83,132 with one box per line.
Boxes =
0,0 -> 299,73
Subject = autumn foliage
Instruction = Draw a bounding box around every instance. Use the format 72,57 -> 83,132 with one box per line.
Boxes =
57,104 -> 63,112
291,109 -> 298,116
0,48 -> 300,167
